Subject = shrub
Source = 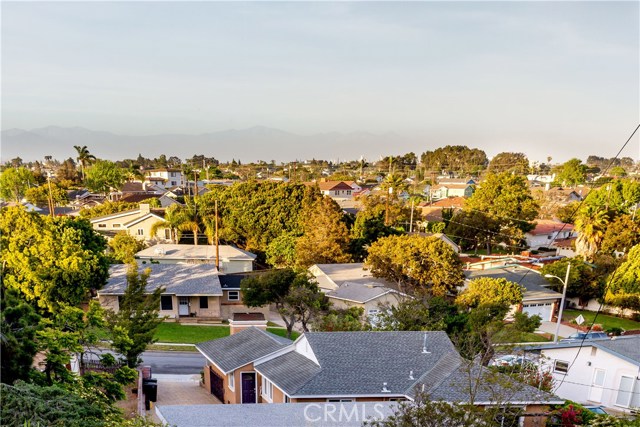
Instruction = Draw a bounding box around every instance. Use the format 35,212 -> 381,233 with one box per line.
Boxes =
607,327 -> 624,336
513,312 -> 542,333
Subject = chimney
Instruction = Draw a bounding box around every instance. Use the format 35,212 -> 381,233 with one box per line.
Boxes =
140,203 -> 150,214
545,183 -> 550,192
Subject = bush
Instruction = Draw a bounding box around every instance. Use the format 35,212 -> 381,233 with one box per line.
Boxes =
513,312 -> 542,333
607,327 -> 624,336
591,324 -> 604,331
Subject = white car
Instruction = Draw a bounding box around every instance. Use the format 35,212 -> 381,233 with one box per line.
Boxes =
490,355 -> 537,367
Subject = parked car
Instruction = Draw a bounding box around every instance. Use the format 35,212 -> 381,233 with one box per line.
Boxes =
561,331 -> 609,341
490,355 -> 537,368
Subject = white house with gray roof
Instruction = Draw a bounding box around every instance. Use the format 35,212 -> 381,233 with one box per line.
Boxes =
136,244 -> 256,274
309,263 -> 403,321
465,266 -> 562,321
528,336 -> 640,414
196,327 -> 561,426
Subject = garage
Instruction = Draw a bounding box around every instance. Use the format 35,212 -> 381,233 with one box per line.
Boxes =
522,301 -> 554,321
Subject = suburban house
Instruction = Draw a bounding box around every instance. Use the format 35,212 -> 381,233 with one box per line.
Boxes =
418,196 -> 465,222
525,220 -> 576,250
98,264 -> 268,322
551,238 -> 577,258
90,203 -> 170,241
465,266 -> 562,321
196,328 -> 561,426
136,244 -> 256,274
307,180 -> 356,199
110,181 -> 163,202
144,168 -> 185,188
430,183 -> 475,200
99,263 -> 224,321
409,232 -> 461,253
308,263 -> 402,319
528,336 -> 640,414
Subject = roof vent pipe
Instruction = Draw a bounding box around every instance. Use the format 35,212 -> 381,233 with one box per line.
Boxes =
409,371 -> 414,380
381,382 -> 390,393
422,334 -> 431,354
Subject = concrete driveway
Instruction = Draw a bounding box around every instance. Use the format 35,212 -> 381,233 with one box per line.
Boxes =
536,321 -> 581,339
153,374 -> 221,406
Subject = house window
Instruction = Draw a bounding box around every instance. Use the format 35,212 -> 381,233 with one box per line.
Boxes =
228,291 -> 240,301
137,228 -> 144,236
171,172 -> 176,177
261,377 -> 273,402
285,395 -> 290,403
554,360 -> 569,374
160,296 -> 173,311
98,224 -> 107,228
327,398 -> 354,402
228,372 -> 235,391
199,296 -> 209,309
113,223 -> 121,228
164,229 -> 171,239
171,181 -> 177,186
616,376 -> 640,408
346,190 -> 351,195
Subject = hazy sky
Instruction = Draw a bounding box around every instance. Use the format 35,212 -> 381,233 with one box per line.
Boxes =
2,1 -> 639,162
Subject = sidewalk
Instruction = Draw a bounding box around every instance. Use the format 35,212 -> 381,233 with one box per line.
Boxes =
536,321 -> 580,339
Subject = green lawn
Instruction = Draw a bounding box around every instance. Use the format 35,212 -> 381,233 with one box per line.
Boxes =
493,329 -> 551,344
153,323 -> 298,344
562,309 -> 640,332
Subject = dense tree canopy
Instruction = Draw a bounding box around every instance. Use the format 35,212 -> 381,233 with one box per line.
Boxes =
295,197 -> 352,268
85,160 -> 126,194
420,145 -> 488,175
456,278 -> 524,308
554,158 -> 587,186
366,234 -> 464,296
541,258 -> 603,303
0,166 -> 35,202
1,291 -> 41,385
25,181 -> 69,208
487,152 -> 530,175
0,207 -> 110,312
600,215 -> 640,255
605,245 -> 640,310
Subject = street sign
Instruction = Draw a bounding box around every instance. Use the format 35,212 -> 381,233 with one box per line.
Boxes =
575,314 -> 585,325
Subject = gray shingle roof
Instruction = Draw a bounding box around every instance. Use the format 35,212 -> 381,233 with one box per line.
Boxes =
100,264 -> 222,296
326,281 -> 395,303
292,331 -> 456,397
465,267 -> 561,301
531,335 -> 640,366
196,327 -> 290,373
425,362 -> 563,404
255,351 -> 322,395
157,402 -> 397,427
136,244 -> 257,261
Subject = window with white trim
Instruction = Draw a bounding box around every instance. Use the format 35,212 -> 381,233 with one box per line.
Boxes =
228,291 -> 240,301
327,398 -> 354,402
228,372 -> 235,391
98,224 -> 107,228
137,228 -> 144,236
616,376 -> 640,408
554,360 -> 569,374
113,223 -> 121,228
261,377 -> 273,402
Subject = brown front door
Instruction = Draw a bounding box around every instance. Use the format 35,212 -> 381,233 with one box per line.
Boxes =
210,368 -> 224,402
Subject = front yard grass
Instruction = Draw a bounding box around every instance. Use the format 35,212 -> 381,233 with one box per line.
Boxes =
493,329 -> 551,344
152,323 -> 298,344
562,309 -> 640,332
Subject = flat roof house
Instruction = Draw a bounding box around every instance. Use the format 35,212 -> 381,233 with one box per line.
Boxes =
136,244 -> 257,274
196,328 -> 561,426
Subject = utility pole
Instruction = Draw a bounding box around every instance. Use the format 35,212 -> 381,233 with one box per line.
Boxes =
46,174 -> 55,217
215,200 -> 220,271
409,198 -> 415,233
546,263 -> 571,344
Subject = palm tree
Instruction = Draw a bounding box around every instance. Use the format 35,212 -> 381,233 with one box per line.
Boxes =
150,204 -> 184,243
74,146 -> 96,181
126,161 -> 145,182
575,206 -> 610,261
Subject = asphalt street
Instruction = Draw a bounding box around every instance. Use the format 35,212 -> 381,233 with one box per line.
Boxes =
140,350 -> 206,375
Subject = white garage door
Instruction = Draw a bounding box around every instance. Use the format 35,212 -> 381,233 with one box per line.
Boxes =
522,302 -> 553,321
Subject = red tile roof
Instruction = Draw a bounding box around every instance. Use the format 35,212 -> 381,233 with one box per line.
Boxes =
529,220 -> 574,236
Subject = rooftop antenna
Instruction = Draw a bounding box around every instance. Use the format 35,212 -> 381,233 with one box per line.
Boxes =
422,334 -> 431,354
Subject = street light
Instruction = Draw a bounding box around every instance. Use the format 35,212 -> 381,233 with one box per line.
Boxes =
545,263 -> 571,344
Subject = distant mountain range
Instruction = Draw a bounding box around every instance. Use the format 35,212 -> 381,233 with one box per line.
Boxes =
1,126 -> 420,163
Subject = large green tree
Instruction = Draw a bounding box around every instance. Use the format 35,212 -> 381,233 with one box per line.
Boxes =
295,197 -> 352,268
0,166 -> 35,202
0,207 -> 110,312
456,278 -> 524,308
600,215 -> 640,255
605,245 -> 640,310
104,266 -> 164,368
25,181 -> 69,208
487,152 -> 530,175
74,145 -> 97,181
85,160 -> 126,194
444,210 -> 500,254
366,234 -> 464,296
541,258 -> 603,304
241,269 -> 328,338
574,206 -> 611,261
420,145 -> 488,176
464,172 -> 538,247
554,158 -> 587,186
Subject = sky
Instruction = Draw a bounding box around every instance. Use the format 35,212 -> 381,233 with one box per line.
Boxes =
2,1 -> 639,162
